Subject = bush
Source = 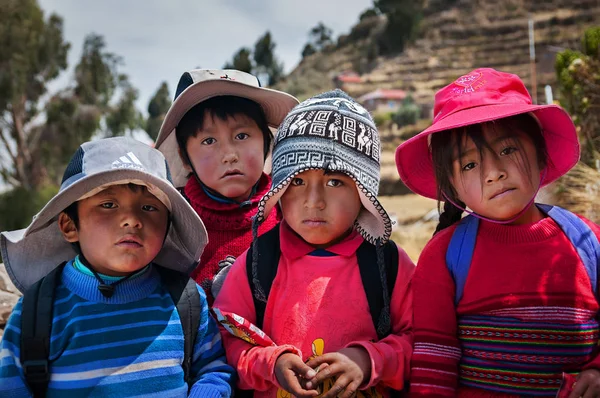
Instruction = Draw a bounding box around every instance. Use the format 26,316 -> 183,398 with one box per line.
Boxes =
0,185 -> 59,232
392,97 -> 421,127
373,111 -> 394,127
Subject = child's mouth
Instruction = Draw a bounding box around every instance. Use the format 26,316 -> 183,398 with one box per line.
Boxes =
303,219 -> 326,226
490,188 -> 515,200
117,236 -> 143,248
222,169 -> 243,178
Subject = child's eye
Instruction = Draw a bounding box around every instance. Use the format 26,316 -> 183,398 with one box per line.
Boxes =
500,146 -> 517,156
326,179 -> 343,187
142,204 -> 158,212
100,202 -> 116,209
201,137 -> 216,145
462,162 -> 476,171
291,177 -> 304,186
235,132 -> 249,140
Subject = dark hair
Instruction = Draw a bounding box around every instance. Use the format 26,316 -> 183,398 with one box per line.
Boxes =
61,183 -> 150,229
430,113 -> 550,235
175,96 -> 272,166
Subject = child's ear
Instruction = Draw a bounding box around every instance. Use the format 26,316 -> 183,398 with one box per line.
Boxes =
58,212 -> 79,243
177,147 -> 193,174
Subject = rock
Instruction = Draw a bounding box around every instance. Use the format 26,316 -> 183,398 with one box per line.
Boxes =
0,263 -> 21,335
0,263 -> 19,295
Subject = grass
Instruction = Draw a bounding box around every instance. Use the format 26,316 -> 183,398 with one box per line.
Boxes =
555,161 -> 600,223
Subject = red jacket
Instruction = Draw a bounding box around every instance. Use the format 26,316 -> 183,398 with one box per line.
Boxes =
214,221 -> 415,397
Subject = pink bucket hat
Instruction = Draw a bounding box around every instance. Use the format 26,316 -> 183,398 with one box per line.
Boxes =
395,68 -> 579,200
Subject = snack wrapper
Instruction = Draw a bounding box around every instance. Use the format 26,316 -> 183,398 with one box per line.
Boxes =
213,308 -> 276,347
556,372 -> 577,398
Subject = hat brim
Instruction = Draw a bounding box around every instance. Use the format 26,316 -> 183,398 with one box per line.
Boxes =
395,103 -> 580,200
1,169 -> 207,292
256,166 -> 392,245
155,80 -> 299,188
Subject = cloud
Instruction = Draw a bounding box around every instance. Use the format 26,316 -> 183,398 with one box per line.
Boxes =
38,0 -> 372,117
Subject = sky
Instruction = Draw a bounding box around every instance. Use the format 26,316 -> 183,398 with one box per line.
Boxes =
38,0 -> 373,118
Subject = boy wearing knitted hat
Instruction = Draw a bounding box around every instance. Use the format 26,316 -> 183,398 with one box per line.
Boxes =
214,90 -> 414,398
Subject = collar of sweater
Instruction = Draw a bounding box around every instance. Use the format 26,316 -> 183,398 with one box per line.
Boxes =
280,220 -> 364,261
184,173 -> 271,231
476,214 -> 563,245
62,259 -> 161,303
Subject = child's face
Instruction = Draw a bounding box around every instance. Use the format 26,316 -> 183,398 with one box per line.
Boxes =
59,184 -> 169,276
280,169 -> 362,248
184,111 -> 265,201
451,125 -> 542,223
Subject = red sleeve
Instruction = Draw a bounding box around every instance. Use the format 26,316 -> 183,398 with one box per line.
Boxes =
346,245 -> 415,391
409,227 -> 462,397
213,250 -> 302,392
579,216 -> 600,371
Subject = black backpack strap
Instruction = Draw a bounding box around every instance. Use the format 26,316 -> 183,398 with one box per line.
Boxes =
21,262 -> 67,398
356,240 -> 399,340
157,266 -> 200,388
245,223 -> 281,330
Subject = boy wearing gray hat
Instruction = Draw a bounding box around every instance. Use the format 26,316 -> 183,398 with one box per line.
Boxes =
214,90 -> 414,398
0,137 -> 234,397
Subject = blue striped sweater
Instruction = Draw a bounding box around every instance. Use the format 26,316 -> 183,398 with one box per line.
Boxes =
0,260 -> 235,397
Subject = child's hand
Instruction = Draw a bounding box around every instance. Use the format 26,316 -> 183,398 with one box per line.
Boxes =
305,347 -> 371,398
275,353 -> 319,397
569,369 -> 600,398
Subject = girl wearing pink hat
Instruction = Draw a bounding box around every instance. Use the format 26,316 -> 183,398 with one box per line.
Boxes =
396,68 -> 600,397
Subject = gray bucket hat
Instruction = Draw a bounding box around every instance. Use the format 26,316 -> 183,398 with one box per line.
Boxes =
154,68 -> 299,188
0,137 -> 208,293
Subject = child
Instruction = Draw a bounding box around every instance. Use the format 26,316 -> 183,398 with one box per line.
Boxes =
214,90 -> 414,398
0,137 -> 234,397
154,69 -> 299,303
395,68 -> 600,397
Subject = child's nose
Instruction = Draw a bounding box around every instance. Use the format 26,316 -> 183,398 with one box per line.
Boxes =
221,143 -> 238,164
304,186 -> 326,209
121,209 -> 143,228
484,157 -> 507,183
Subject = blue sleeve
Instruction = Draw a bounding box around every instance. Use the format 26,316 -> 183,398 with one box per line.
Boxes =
0,298 -> 33,397
188,285 -> 235,398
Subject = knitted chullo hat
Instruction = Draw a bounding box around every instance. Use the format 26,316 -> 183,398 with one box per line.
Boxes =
250,89 -> 393,336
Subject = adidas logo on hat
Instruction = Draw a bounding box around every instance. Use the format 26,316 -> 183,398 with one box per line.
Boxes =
111,152 -> 145,171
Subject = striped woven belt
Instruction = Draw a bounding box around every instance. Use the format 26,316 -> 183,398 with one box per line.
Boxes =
458,315 -> 599,396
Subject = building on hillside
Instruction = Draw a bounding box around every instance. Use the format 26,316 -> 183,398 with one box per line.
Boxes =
333,71 -> 362,89
358,88 -> 407,113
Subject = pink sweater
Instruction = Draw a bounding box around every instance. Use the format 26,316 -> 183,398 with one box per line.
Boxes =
214,221 -> 415,397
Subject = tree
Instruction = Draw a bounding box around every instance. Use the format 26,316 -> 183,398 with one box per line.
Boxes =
359,8 -> 379,21
301,22 -> 334,58
309,22 -> 333,51
556,27 -> 600,166
301,43 -> 317,58
254,31 -> 284,85
105,77 -> 142,137
0,0 -> 69,190
0,4 -> 141,192
374,0 -> 424,54
223,47 -> 253,73
146,82 -> 171,141
74,33 -> 142,138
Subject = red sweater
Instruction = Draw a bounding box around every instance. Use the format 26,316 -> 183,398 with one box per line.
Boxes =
411,214 -> 600,397
184,173 -> 280,304
214,221 -> 415,397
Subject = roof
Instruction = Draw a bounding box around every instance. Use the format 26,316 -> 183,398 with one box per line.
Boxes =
334,71 -> 362,83
358,88 -> 407,102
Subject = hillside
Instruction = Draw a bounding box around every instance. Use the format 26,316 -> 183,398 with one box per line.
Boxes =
278,0 -> 599,103
274,0 -> 600,190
